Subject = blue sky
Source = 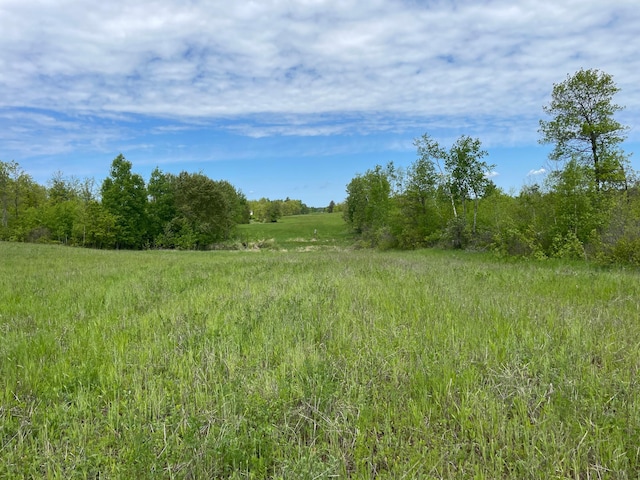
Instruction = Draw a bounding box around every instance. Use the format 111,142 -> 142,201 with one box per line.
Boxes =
1,0 -> 639,207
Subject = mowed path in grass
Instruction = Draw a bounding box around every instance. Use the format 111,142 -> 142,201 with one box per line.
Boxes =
1,240 -> 639,478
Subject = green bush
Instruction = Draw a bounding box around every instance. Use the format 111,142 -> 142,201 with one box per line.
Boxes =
551,231 -> 586,260
444,217 -> 470,249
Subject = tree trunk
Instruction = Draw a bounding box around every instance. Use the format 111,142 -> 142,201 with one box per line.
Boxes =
473,197 -> 478,235
449,190 -> 457,218
590,133 -> 600,192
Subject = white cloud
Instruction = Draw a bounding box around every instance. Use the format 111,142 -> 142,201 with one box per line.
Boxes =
1,0 -> 639,156
528,168 -> 547,176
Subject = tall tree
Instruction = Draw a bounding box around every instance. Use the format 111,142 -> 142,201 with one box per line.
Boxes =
72,177 -> 98,246
412,134 -> 493,234
216,180 -> 250,229
446,135 -> 493,234
545,159 -> 597,241
48,171 -> 77,205
0,161 -> 27,222
167,172 -> 236,248
83,201 -> 117,249
44,172 -> 78,244
343,164 -> 391,241
147,167 -> 177,242
265,199 -> 283,223
413,134 -> 459,219
100,154 -> 148,249
0,161 -> 43,238
395,141 -> 443,247
539,69 -> 629,192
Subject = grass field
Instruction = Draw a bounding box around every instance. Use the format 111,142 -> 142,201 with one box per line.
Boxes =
236,213 -> 352,250
1,227 -> 640,477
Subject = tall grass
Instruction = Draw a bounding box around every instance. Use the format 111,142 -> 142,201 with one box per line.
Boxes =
1,242 -> 639,478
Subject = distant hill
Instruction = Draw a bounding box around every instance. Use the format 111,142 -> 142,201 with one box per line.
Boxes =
236,212 -> 352,250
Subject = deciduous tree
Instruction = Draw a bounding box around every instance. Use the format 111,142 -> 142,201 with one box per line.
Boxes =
394,141 -> 443,247
147,167 -> 177,242
344,164 -> 391,242
168,172 -> 238,248
100,154 -> 148,249
539,69 -> 629,192
446,135 -> 493,234
412,134 -> 494,235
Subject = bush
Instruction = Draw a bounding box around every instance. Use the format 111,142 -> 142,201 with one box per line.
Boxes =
492,227 -> 547,259
375,227 -> 398,251
551,232 -> 586,260
444,217 -> 469,249
27,226 -> 52,243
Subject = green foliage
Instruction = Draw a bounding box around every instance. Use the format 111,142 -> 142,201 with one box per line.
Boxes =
343,164 -> 392,243
0,159 -> 252,251
220,180 -> 251,225
0,160 -> 43,239
442,216 -> 468,249
392,141 -> 446,248
47,171 -> 78,204
412,133 -> 457,219
30,172 -> 114,248
446,137 -> 492,206
147,167 -> 177,241
340,86 -> 637,265
539,68 -> 629,191
345,135 -> 495,249
0,161 -> 9,230
46,199 -> 79,243
551,231 -> 586,260
265,199 -> 283,222
606,236 -> 640,266
492,226 -> 544,258
2,243 -> 640,477
594,183 -> 640,265
100,154 -> 149,249
81,201 -> 117,249
544,159 -> 599,243
280,197 -> 307,217
248,197 -> 308,223
172,172 -> 234,247
149,170 -> 249,249
446,135 -> 495,233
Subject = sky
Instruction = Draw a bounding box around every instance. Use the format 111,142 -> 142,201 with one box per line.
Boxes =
1,0 -> 639,207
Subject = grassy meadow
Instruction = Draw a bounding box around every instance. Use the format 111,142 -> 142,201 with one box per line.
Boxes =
1,218 -> 640,478
236,213 -> 353,250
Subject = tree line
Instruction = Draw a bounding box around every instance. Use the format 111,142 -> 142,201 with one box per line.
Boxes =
0,155 -> 304,250
3,69 -> 638,262
343,69 -> 639,265
247,197 -> 312,223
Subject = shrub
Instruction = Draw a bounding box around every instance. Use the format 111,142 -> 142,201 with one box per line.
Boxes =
551,231 -> 586,260
444,217 -> 469,249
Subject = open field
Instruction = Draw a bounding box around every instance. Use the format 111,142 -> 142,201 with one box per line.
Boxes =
1,240 -> 640,478
236,213 -> 353,250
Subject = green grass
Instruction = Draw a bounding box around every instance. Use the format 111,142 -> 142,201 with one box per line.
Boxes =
236,212 -> 352,250
1,241 -> 639,478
